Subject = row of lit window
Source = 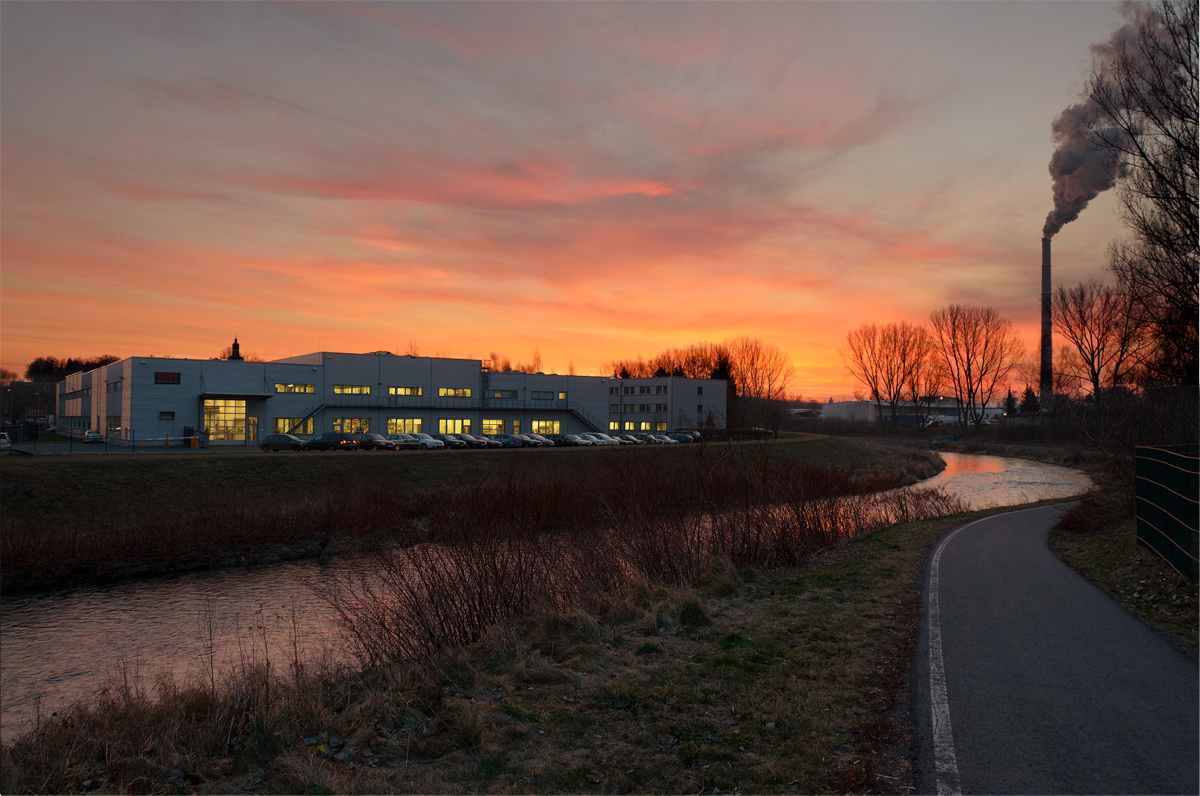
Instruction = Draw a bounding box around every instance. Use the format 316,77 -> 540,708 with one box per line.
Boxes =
276,383 -> 314,393
439,388 -> 472,397
334,385 -> 371,395
391,387 -> 422,396
274,418 -> 315,434
608,421 -> 668,431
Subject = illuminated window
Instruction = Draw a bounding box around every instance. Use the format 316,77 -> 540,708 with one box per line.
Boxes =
275,383 -> 314,393
512,420 -> 520,434
558,392 -> 567,400
656,422 -> 667,431
388,418 -> 422,434
610,421 -> 620,431
482,419 -> 503,435
531,391 -> 553,400
640,422 -> 651,431
203,399 -> 246,441
439,388 -> 472,398
439,418 -> 471,434
334,385 -> 371,395
389,386 -> 423,396
333,418 -> 369,433
274,418 -> 314,434
107,415 -> 121,430
489,390 -> 517,399
624,421 -> 634,431
532,420 -> 559,435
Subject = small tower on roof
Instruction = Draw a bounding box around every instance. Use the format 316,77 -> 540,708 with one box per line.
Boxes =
228,337 -> 244,361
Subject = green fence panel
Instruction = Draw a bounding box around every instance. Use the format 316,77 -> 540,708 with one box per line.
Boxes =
1135,445 -> 1199,583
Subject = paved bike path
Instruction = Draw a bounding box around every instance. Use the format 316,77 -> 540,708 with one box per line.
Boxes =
915,505 -> 1199,795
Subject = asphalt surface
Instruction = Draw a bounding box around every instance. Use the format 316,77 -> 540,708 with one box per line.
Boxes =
915,505 -> 1199,795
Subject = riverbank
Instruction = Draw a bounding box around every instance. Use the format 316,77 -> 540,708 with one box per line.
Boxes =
0,436 -> 944,595
2,499 -> 1070,795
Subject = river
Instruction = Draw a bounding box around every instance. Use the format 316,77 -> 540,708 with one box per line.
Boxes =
0,452 -> 1092,743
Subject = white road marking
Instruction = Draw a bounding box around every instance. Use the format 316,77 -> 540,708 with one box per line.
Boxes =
929,523 -> 966,796
927,506 -> 1058,796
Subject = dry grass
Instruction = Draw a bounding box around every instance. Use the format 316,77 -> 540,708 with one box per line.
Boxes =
0,437 -> 940,594
1,498 -> 1058,795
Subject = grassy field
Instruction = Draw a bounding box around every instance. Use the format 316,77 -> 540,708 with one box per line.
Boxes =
1,500 -> 1062,796
0,436 -> 942,594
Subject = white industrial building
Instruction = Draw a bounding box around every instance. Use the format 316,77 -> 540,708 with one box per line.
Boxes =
818,398 -> 1005,425
56,343 -> 727,445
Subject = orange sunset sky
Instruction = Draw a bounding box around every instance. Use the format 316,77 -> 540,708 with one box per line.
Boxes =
2,2 -> 1131,399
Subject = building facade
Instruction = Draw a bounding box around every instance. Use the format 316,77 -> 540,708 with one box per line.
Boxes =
56,350 -> 727,444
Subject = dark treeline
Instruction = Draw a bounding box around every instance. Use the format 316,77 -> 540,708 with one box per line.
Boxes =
23,355 -> 119,383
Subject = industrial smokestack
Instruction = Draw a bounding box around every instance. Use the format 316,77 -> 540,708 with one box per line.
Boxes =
1040,237 -> 1052,404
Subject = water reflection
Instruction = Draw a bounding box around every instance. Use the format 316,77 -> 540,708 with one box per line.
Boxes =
0,453 -> 1092,743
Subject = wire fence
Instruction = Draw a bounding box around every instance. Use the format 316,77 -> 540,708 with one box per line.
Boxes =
1135,445 -> 1199,583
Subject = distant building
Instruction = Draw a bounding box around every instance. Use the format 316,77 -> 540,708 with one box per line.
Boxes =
56,347 -> 726,444
820,398 -> 1004,425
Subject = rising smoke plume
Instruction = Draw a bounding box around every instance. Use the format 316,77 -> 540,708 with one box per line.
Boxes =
1043,1 -> 1156,238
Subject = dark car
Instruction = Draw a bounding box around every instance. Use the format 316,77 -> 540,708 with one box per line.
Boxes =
260,433 -> 305,452
354,433 -> 395,450
562,434 -> 593,446
528,433 -> 555,446
515,434 -> 543,447
432,433 -> 467,449
668,433 -> 695,444
302,432 -> 356,451
453,433 -> 490,449
386,433 -> 421,450
618,434 -> 646,445
489,434 -> 525,448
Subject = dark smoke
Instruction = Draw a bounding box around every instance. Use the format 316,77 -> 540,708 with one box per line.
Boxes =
1042,1 -> 1154,238
1043,99 -> 1124,238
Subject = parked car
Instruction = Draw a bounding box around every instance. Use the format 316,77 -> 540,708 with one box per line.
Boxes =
432,433 -> 467,449
618,434 -> 645,445
353,433 -> 395,450
515,434 -> 543,447
386,433 -> 422,450
453,433 -> 489,449
260,433 -> 305,452
528,433 -> 555,446
302,432 -> 356,451
652,434 -> 678,444
477,434 -> 503,448
489,434 -> 526,448
668,433 -> 695,443
562,434 -> 593,446
81,429 -> 104,444
411,433 -> 446,450
0,432 -> 9,453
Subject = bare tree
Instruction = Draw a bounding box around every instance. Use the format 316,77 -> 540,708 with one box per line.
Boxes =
929,305 -> 1024,429
1087,0 -> 1198,385
841,322 -> 930,431
1052,279 -> 1148,395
